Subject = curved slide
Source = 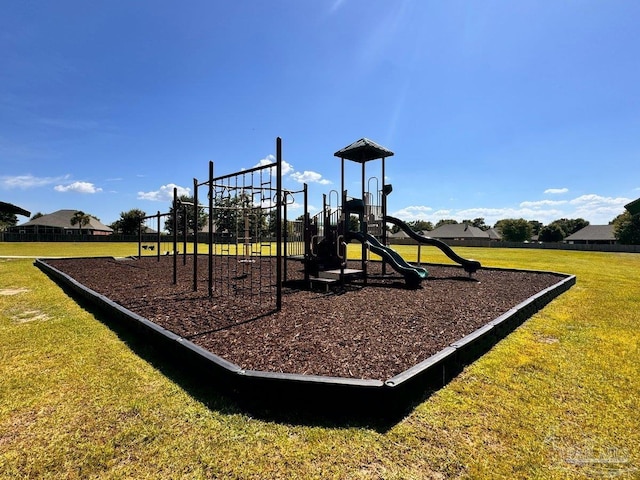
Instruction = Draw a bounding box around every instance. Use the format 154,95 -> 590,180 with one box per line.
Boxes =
384,216 -> 481,274
349,231 -> 428,286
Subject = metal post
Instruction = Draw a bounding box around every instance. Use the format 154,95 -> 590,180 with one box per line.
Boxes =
275,137 -> 282,310
361,160 -> 367,282
173,187 -> 178,285
183,206 -> 188,266
303,183 -> 309,283
193,177 -> 198,291
341,157 -> 345,236
137,218 -> 142,259
208,161 -> 214,297
156,211 -> 161,261
283,190 -> 288,283
382,156 -> 387,275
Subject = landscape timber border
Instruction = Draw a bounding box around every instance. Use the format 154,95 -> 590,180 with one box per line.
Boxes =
35,257 -> 575,418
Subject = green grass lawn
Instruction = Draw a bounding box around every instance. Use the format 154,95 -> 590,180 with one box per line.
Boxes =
1,243 -> 639,478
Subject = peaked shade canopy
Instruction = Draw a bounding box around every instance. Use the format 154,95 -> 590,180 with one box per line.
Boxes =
334,138 -> 394,163
625,198 -> 640,216
0,201 -> 30,217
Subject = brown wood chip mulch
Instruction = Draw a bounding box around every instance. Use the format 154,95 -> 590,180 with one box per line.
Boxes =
44,255 -> 564,381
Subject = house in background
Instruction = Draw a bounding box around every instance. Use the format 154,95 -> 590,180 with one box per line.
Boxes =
11,209 -> 113,237
564,225 -> 616,245
428,223 -> 493,241
387,229 -> 410,240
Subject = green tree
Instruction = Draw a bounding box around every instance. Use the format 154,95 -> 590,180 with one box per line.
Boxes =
0,211 -> 18,231
528,220 -> 543,236
210,193 -> 266,239
408,220 -> 433,232
165,195 -> 208,235
548,218 -> 589,237
70,211 -> 92,233
462,218 -> 489,231
346,214 -> 362,233
612,212 -> 640,245
495,218 -> 532,242
538,224 -> 565,242
110,209 -> 146,235
31,212 -> 45,220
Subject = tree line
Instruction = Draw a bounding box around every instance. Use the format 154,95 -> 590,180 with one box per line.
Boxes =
4,199 -> 640,245
109,194 -> 275,239
391,214 -> 640,244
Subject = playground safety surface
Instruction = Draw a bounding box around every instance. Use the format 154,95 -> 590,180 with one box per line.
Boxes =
41,255 -> 568,381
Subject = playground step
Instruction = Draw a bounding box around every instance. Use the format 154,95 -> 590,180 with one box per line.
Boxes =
319,268 -> 363,280
309,276 -> 338,292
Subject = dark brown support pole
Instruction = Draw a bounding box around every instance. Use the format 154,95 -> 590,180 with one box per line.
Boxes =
382,156 -> 387,275
283,189 -> 288,283
138,218 -> 142,259
275,137 -> 282,311
156,211 -> 161,261
193,177 -> 198,291
361,159 -> 367,283
303,183 -> 309,284
341,157 -> 345,235
182,206 -> 188,266
173,187 -> 178,285
208,161 -> 214,297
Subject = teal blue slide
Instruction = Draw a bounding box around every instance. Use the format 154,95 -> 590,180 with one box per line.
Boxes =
349,231 -> 428,286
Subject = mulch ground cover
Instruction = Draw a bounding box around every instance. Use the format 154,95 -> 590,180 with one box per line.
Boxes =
44,255 -> 564,381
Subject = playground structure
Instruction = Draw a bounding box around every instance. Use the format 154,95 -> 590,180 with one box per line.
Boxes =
137,138 -> 303,313
45,137 -> 581,416
301,138 -> 481,289
136,137 -> 481,310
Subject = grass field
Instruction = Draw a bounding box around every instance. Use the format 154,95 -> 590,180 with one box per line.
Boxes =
1,242 -> 639,478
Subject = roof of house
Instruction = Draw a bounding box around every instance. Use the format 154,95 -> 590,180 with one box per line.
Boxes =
486,228 -> 502,240
429,223 -> 490,239
388,229 -> 409,239
564,224 -> 615,242
19,209 -> 113,232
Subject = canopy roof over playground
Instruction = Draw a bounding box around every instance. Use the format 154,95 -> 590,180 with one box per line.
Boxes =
334,138 -> 394,163
625,197 -> 640,215
0,201 -> 30,217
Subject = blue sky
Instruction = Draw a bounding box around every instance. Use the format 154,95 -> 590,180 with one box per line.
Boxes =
2,1 -> 639,227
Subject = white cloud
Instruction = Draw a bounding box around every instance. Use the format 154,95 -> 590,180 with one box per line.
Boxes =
252,155 -> 330,185
544,188 -> 569,195
290,170 -> 332,185
252,155 -> 294,176
1,173 -> 70,189
390,193 -> 631,227
390,205 -> 434,221
568,194 -> 631,221
54,181 -> 102,194
569,194 -> 629,207
519,199 -> 567,208
137,183 -> 191,202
